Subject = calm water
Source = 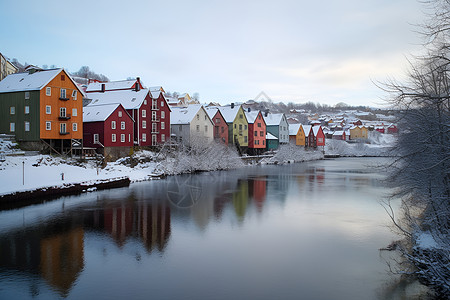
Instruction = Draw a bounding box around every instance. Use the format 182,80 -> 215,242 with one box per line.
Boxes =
0,158 -> 427,300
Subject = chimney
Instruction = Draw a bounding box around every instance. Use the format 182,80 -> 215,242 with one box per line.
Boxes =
248,107 -> 251,112
101,83 -> 105,93
231,103 -> 235,109
264,110 -> 269,117
136,77 -> 141,91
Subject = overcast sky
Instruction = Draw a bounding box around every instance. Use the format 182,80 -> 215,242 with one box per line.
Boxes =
1,0 -> 427,106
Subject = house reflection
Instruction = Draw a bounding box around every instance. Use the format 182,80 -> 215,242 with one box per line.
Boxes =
0,221 -> 84,297
248,176 -> 267,212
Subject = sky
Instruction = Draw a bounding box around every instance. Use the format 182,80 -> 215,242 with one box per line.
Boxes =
0,0 -> 427,107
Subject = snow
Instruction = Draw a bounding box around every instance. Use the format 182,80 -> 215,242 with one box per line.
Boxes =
244,110 -> 260,123
415,232 -> 439,249
86,89 -> 148,110
263,113 -> 284,126
150,90 -> 161,99
170,104 -> 203,125
0,69 -> 62,93
83,103 -> 121,122
289,124 -> 301,135
266,132 -> 278,140
325,132 -> 395,156
205,106 -> 219,119
214,105 -> 242,123
303,125 -> 312,137
86,79 -> 138,92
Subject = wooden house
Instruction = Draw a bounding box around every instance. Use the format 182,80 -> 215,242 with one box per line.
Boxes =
85,78 -> 143,93
332,130 -> 346,140
149,90 -> 172,145
349,126 -> 368,140
0,68 -> 84,154
216,104 -> 249,153
301,125 -> 313,147
288,124 -> 301,145
266,132 -> 279,150
312,126 -> 325,147
170,104 -> 214,147
0,52 -> 18,81
206,107 -> 228,144
245,110 -> 267,155
263,113 -> 289,145
387,124 -> 398,134
83,103 -> 134,159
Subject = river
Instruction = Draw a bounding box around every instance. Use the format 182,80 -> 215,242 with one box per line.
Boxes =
0,157 -> 429,300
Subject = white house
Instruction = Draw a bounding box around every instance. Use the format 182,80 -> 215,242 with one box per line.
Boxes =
170,104 -> 214,146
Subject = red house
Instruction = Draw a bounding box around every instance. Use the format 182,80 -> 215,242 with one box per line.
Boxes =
387,124 -> 398,134
312,126 -> 325,147
206,107 -> 228,144
150,90 -> 172,145
83,103 -> 134,159
302,125 -> 314,147
332,130 -> 346,140
245,110 -> 267,155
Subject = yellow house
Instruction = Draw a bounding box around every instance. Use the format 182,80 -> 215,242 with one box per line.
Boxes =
349,126 -> 368,139
0,53 -> 18,81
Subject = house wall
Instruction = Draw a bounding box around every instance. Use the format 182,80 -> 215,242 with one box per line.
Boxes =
266,125 -> 279,142
231,107 -> 248,147
83,121 -> 104,148
212,111 -> 228,144
189,107 -> 214,145
0,90 -> 40,141
296,127 -> 305,146
249,112 -> 266,149
315,128 -> 326,146
103,107 -> 134,147
40,70 -> 83,140
279,116 -> 289,144
170,124 -> 190,146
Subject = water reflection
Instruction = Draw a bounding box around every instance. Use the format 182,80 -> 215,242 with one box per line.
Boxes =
0,158 -> 430,300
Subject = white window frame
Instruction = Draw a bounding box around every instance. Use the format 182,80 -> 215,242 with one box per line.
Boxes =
142,109 -> 146,117
152,99 -> 157,110
161,101 -> 164,107
10,123 -> 15,132
161,122 -> 165,130
60,107 -> 66,117
94,134 -> 99,143
118,111 -> 122,117
46,121 -> 51,131
72,90 -> 77,100
72,123 -> 78,132
46,105 -> 51,114
60,123 -> 67,133
25,92 -> 30,100
111,121 -> 116,129
24,106 -> 30,114
46,87 -> 51,96
161,111 -> 165,119
60,88 -> 66,99
152,123 -> 157,133
112,134 -> 116,142
142,133 -> 147,142
142,120 -> 146,129
121,134 -> 125,143
24,121 -> 30,132
161,134 -> 165,142
121,121 -> 125,130
10,106 -> 15,115
152,111 -> 157,121
152,134 -> 157,146
72,108 -> 77,117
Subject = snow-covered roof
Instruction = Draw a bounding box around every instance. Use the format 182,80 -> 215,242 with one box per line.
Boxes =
150,90 -> 161,99
244,110 -> 261,123
312,126 -> 322,136
205,106 -> 219,119
149,86 -> 164,92
0,68 -> 63,93
86,79 -> 139,92
83,103 -> 121,122
263,113 -> 284,126
333,130 -> 345,135
266,132 -> 278,140
302,125 -> 312,137
86,89 -> 149,110
214,105 -> 243,123
170,104 -> 203,125
289,124 -> 301,135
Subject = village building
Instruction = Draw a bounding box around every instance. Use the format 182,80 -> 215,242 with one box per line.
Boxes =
387,124 -> 398,134
206,107 -> 228,144
0,68 -> 84,154
263,113 -> 289,145
312,126 -> 326,148
83,103 -> 134,159
266,132 -> 279,150
332,130 -> 346,140
244,110 -> 267,155
349,125 -> 368,140
85,78 -> 143,93
288,123 -> 301,144
0,53 -> 18,81
170,104 -> 214,147
215,104 -> 249,153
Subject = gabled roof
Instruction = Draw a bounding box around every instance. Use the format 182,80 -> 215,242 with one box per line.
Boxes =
83,103 -> 123,122
86,89 -> 149,110
170,104 -> 204,125
213,105 -> 245,123
312,126 -> 323,136
205,106 -> 219,119
149,86 -> 165,93
244,110 -> 261,124
263,113 -> 285,126
0,68 -> 73,93
266,132 -> 278,140
289,124 -> 301,135
302,125 -> 312,137
86,79 -> 142,92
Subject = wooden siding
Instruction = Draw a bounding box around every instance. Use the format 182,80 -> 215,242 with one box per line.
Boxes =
232,107 -> 248,147
212,110 -> 228,144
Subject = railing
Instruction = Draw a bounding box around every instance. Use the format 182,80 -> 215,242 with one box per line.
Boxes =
59,131 -> 69,135
59,97 -> 69,101
58,114 -> 71,120
151,118 -> 160,122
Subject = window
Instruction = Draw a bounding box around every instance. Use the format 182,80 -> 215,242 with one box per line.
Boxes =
24,122 -> 30,132
152,123 -> 157,133
152,99 -> 157,109
244,136 -> 248,143
46,121 -> 51,130
25,92 -> 30,99
179,125 -> 182,131
257,123 -> 261,127
121,121 -> 125,130
9,123 -> 15,132
263,140 -> 265,145
142,133 -> 147,142
161,101 -> 164,107
142,120 -> 146,129
204,115 -> 207,120
72,90 -> 77,100
129,134 -> 131,142
196,125 -> 200,132
161,111 -> 165,119
73,123 -> 78,131
46,105 -> 51,114
72,108 -> 77,116
142,109 -> 146,117
152,135 -> 157,146
205,125 -> 208,132
121,134 -> 125,142
239,114 -> 243,119
10,107 -> 15,115
254,131 -> 257,137
260,131 -> 264,137
196,114 -> 199,120
234,124 -> 236,129
25,106 -> 30,114
60,123 -> 67,133
161,122 -> 165,130
216,118 -> 220,124
112,134 -> 116,142
118,111 -> 122,117
152,111 -> 157,121
111,121 -> 116,129
239,124 -> 242,130
144,99 -> 147,105
161,134 -> 165,142
94,134 -> 99,143
61,74 -> 65,81
60,88 -> 66,99
60,107 -> 66,117
244,125 -> 247,130
46,87 -> 51,96
215,126 -> 219,135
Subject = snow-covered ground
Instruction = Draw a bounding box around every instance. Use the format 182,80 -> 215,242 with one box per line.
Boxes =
325,131 -> 396,156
